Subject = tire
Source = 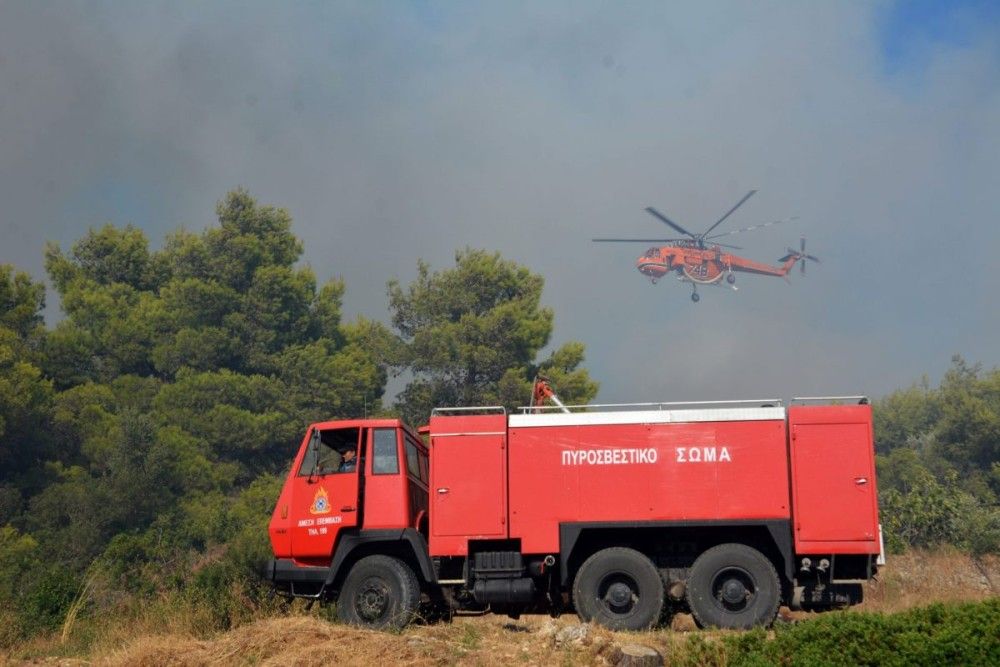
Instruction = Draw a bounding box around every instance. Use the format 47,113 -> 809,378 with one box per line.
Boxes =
686,543 -> 780,630
572,547 -> 664,631
337,555 -> 420,630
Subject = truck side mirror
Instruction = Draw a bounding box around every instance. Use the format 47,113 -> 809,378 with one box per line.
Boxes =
307,429 -> 322,481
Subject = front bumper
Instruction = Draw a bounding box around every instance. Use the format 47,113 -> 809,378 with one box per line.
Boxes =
268,558 -> 331,596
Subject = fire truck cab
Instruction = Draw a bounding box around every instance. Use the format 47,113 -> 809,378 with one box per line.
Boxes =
268,397 -> 882,631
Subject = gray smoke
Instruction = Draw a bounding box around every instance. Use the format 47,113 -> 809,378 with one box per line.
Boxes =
1,1 -> 997,402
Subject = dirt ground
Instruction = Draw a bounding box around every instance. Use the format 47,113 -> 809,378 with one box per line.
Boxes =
6,551 -> 999,667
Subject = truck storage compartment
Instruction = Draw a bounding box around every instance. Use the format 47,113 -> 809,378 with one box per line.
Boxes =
788,405 -> 880,554
506,407 -> 791,554
428,412 -> 509,556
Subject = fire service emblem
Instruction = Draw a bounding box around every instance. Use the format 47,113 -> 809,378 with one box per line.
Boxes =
309,487 -> 331,514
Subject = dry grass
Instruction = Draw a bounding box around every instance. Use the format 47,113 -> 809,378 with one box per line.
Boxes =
90,614 -> 675,667
4,550 -> 998,666
860,549 -> 998,613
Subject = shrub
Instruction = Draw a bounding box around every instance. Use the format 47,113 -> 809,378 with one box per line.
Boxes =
684,599 -> 1000,667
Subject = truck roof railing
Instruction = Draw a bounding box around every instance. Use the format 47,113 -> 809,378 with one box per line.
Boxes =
791,396 -> 870,405
516,398 -> 783,414
431,405 -> 507,416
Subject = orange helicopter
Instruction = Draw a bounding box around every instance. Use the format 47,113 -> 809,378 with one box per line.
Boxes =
593,190 -> 818,302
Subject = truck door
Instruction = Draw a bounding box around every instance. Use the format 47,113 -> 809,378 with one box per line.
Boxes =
429,413 -> 509,555
789,406 -> 880,552
290,426 -> 362,559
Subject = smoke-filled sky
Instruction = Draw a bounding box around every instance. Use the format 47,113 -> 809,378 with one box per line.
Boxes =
1,1 -> 998,404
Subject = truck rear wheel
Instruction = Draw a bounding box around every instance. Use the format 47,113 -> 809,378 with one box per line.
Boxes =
686,543 -> 780,630
337,555 -> 420,630
572,547 -> 664,631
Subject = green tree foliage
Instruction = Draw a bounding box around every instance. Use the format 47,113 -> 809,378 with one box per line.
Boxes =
43,188 -> 389,445
0,189 -> 399,645
0,267 -> 52,493
0,335 -> 52,480
0,264 -> 46,343
388,249 -> 598,424
0,525 -> 41,641
936,357 -> 1000,474
874,355 -> 1000,553
42,191 -> 355,383
877,451 -> 984,552
872,378 -> 939,455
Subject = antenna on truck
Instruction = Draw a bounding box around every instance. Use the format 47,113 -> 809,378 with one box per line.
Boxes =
530,375 -> 571,414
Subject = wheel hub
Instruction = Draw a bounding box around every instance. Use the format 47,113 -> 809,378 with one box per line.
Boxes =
711,567 -> 755,612
356,579 -> 390,621
605,582 -> 633,609
721,579 -> 747,604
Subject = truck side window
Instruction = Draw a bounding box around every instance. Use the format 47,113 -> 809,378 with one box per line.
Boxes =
405,438 -> 420,478
297,427 -> 360,476
372,428 -> 399,474
403,434 -> 427,483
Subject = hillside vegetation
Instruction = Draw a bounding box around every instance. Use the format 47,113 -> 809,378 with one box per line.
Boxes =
873,357 -> 1000,554
7,551 -> 999,665
57,599 -> 1000,667
0,189 -> 597,649
0,189 -> 998,658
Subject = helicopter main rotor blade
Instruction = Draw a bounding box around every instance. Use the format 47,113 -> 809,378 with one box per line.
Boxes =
701,190 -> 757,238
592,237 -> 744,250
592,238 -> 680,243
706,216 -> 798,240
645,207 -> 697,239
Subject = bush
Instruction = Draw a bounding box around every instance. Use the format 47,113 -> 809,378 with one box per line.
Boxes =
876,446 -> 1000,553
17,569 -> 82,638
669,599 -> 1000,667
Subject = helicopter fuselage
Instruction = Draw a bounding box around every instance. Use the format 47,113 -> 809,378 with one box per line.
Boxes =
592,191 -> 815,301
637,244 -> 797,286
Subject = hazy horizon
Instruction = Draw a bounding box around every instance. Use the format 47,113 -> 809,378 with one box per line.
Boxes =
2,1 -> 998,404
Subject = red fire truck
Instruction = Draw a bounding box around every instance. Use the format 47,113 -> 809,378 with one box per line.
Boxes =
268,391 -> 882,631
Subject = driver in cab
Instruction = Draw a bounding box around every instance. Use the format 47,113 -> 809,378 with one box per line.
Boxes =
314,441 -> 358,474
337,447 -> 357,473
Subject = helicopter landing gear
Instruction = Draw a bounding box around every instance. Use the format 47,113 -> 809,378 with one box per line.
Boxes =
691,287 -> 700,303
727,273 -> 736,285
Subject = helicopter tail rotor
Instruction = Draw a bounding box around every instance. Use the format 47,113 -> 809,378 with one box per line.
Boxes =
778,237 -> 819,275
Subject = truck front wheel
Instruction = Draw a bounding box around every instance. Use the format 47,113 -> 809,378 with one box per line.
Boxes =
686,543 -> 780,629
572,547 -> 665,631
337,555 -> 420,630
